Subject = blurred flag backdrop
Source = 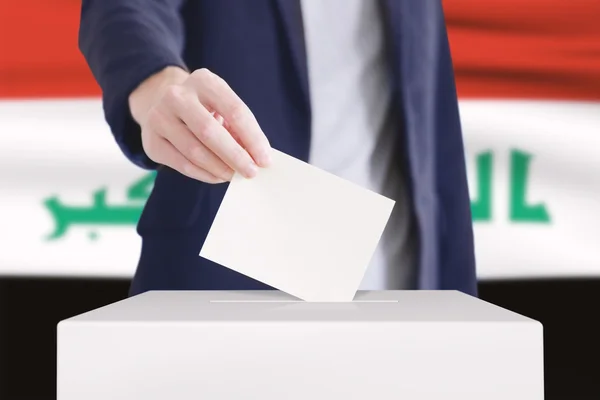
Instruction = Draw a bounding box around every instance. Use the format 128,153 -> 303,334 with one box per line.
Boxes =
0,0 -> 599,279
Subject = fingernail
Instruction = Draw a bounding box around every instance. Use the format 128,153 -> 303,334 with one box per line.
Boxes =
245,163 -> 258,178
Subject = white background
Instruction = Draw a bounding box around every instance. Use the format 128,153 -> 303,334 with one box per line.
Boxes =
1,98 -> 599,279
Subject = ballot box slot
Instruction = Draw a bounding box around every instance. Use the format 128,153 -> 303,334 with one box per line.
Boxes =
209,300 -> 399,303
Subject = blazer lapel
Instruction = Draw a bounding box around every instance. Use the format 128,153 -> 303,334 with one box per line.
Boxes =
380,0 -> 442,181
381,0 -> 448,289
273,0 -> 310,112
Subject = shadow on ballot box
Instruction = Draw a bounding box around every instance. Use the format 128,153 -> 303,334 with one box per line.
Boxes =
0,276 -> 599,399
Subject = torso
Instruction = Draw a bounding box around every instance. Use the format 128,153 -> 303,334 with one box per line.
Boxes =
300,0 -> 416,289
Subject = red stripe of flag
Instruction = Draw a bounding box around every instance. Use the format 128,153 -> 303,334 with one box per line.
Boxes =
0,0 -> 101,98
445,0 -> 600,101
1,0 -> 599,100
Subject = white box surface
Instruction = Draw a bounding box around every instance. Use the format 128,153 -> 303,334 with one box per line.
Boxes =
57,290 -> 544,399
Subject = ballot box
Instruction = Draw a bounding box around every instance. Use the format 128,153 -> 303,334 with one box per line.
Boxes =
57,290 -> 544,399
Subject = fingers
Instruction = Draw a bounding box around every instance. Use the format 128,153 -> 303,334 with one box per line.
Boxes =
140,68 -> 271,185
160,118 -> 234,182
171,90 -> 260,179
151,136 -> 226,184
187,69 -> 272,168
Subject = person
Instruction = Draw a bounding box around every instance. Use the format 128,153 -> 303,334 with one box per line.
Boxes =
79,0 -> 477,297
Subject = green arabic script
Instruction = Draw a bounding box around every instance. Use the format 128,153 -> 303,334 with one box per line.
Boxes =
470,149 -> 551,223
44,172 -> 156,240
43,147 -> 550,241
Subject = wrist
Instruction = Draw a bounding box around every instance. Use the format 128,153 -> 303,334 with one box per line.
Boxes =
128,66 -> 189,125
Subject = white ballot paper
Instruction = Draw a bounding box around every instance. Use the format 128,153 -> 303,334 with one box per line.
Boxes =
200,149 -> 395,302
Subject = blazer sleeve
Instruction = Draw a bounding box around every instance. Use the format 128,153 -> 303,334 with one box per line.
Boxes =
434,18 -> 478,296
79,0 -> 188,169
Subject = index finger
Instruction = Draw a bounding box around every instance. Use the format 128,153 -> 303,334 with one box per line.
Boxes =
189,69 -> 272,167
172,96 -> 260,179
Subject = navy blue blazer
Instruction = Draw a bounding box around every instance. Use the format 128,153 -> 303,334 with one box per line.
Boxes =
79,0 -> 477,296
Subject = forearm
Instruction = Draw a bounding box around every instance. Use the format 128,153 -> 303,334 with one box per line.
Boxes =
129,66 -> 189,125
79,0 -> 188,168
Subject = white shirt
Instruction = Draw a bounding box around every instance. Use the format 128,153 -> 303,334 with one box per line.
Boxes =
301,0 -> 416,289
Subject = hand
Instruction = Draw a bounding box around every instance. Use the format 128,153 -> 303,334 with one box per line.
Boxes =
129,67 -> 272,183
